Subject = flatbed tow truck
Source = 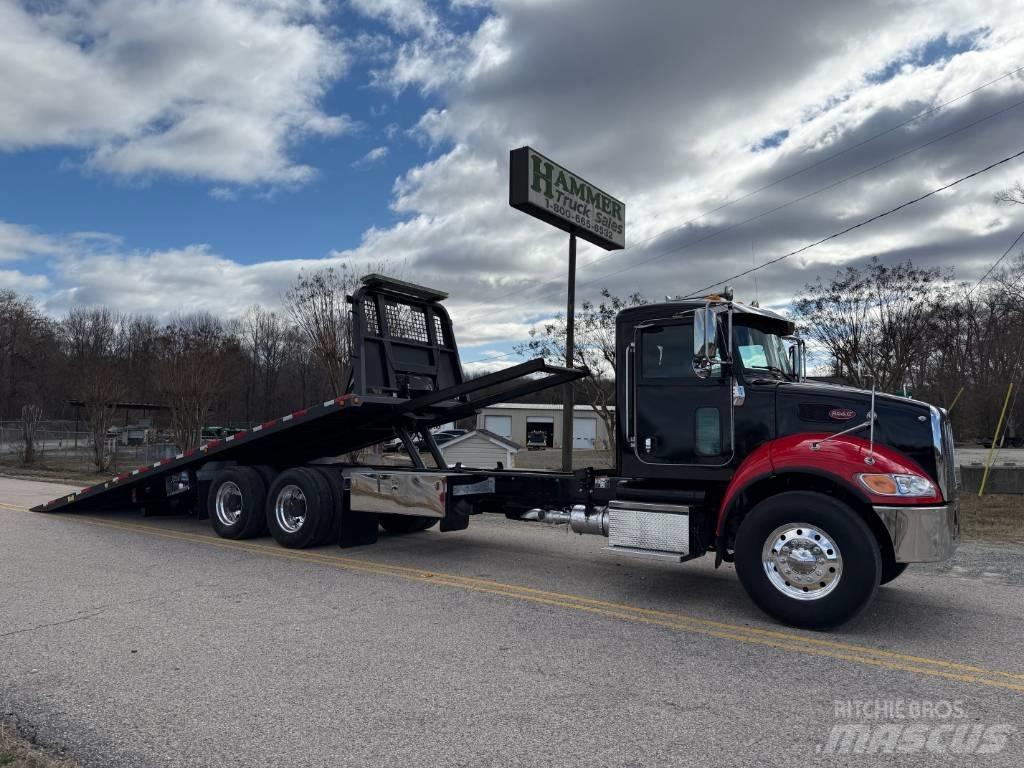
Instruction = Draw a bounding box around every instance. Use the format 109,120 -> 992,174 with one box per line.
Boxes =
35,274 -> 960,628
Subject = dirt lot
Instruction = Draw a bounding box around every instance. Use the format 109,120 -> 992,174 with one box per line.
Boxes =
0,721 -> 75,768
960,493 -> 1024,543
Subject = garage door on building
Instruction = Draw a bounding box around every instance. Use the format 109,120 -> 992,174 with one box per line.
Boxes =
484,415 -> 513,439
573,417 -> 597,449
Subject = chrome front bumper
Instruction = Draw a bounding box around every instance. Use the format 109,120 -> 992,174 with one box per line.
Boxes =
874,503 -> 960,563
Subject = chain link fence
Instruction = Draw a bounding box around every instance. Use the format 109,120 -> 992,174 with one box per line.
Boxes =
0,420 -> 178,474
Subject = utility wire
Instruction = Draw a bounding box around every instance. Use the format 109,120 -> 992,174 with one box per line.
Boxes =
475,65 -> 1024,309
465,147 -> 1024,367
678,147 -> 1024,299
965,228 -> 1024,296
574,96 -> 1024,294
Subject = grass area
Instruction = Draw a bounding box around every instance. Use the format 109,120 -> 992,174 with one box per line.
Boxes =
0,722 -> 74,768
513,449 -> 615,471
959,493 -> 1024,543
0,461 -> 106,486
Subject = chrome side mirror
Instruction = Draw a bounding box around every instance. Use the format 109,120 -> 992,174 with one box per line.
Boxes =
692,356 -> 714,379
787,338 -> 806,381
693,307 -> 721,379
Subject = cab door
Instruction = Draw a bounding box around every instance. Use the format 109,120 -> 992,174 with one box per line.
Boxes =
630,316 -> 734,467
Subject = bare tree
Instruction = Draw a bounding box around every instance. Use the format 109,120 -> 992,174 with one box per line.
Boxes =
121,315 -> 161,404
284,266 -> 359,396
240,305 -> 289,421
61,307 -> 125,471
517,289 -> 647,445
0,291 -> 54,420
158,314 -> 227,452
994,181 -> 1024,206
793,258 -> 950,393
20,403 -> 42,464
285,262 -> 395,398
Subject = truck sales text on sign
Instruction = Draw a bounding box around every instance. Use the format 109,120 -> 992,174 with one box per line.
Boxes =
509,146 -> 625,250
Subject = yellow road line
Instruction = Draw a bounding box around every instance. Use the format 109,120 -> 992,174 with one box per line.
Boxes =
5,502 -> 1024,693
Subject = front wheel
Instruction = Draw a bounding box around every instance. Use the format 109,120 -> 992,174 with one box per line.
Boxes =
734,491 -> 881,630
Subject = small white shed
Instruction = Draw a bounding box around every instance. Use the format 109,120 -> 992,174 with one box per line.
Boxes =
440,429 -> 520,469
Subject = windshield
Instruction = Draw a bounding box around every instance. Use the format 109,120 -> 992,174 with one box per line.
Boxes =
734,324 -> 794,379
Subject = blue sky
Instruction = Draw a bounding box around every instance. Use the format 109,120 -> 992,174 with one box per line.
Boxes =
2,1 -> 1024,372
0,2 -> 478,265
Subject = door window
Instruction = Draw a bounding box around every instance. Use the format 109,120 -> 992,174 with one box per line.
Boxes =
641,325 -> 694,379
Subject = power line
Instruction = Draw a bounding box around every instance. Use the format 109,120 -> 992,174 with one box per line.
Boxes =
678,146 -> 1024,299
572,96 -> 1024,294
966,228 -> 1024,296
476,65 -> 1024,309
465,148 -> 1024,367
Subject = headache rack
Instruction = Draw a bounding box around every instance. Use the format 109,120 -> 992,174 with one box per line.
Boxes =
35,274 -> 586,514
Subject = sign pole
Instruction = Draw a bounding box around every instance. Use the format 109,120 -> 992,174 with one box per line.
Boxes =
562,231 -> 577,472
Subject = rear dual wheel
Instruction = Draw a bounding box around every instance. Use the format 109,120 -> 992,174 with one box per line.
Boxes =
208,467 -> 268,540
266,467 -> 340,549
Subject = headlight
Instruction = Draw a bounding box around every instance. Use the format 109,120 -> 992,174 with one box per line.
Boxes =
858,473 -> 936,497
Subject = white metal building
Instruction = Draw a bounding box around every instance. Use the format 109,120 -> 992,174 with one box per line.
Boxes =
474,403 -> 613,450
440,429 -> 520,468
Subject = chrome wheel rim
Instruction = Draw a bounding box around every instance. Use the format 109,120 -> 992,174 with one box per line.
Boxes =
214,481 -> 243,527
762,523 -> 843,600
275,484 -> 307,534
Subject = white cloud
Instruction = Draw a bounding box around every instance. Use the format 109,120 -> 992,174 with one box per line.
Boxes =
348,0 -> 439,35
9,0 -> 1024,361
0,221 -> 66,263
353,145 -> 390,166
0,0 -> 351,185
0,270 -> 50,293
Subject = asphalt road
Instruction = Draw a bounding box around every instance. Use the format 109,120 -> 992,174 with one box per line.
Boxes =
2,476 -> 1023,767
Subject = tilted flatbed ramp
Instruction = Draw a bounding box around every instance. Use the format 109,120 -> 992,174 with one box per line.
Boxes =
34,275 -> 585,514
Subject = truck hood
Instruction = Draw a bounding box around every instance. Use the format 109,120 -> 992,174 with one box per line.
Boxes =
769,379 -> 939,485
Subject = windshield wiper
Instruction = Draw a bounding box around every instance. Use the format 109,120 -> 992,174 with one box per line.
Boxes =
751,365 -> 789,378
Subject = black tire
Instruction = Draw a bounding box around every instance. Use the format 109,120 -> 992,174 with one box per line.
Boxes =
265,468 -> 337,549
734,491 -> 881,630
379,514 -> 438,534
880,560 -> 909,585
252,465 -> 279,493
310,466 -> 346,545
208,467 -> 268,540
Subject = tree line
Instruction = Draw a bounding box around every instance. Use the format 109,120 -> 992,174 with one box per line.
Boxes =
0,265 -> 375,469
3,188 -> 1023,469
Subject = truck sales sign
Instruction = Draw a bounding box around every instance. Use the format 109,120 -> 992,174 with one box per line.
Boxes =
509,146 -> 625,250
